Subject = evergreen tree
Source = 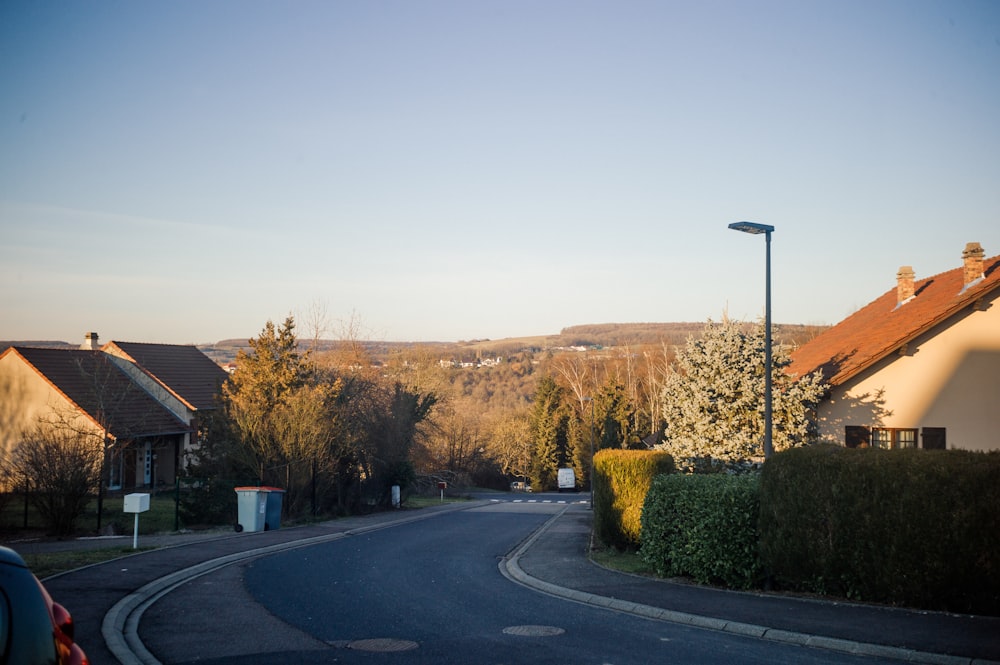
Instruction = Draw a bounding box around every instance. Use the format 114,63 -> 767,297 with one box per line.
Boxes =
219,316 -> 336,506
595,378 -> 640,450
565,410 -> 592,489
659,317 -> 826,466
529,375 -> 567,491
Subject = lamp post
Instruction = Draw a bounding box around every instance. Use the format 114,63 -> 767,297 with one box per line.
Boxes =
728,221 -> 774,459
582,397 -> 595,509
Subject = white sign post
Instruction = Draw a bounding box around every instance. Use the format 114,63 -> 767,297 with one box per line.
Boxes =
123,493 -> 150,549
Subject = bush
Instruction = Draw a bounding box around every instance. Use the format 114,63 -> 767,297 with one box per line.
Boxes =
592,449 -> 674,550
759,446 -> 1000,614
179,476 -> 243,527
5,426 -> 102,537
640,473 -> 762,589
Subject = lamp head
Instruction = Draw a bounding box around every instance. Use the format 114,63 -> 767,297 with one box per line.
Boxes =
729,221 -> 774,235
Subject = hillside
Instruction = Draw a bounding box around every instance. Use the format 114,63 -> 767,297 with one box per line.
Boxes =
435,321 -> 826,355
4,322 -> 828,366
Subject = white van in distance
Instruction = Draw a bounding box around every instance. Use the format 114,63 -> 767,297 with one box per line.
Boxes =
557,467 -> 576,492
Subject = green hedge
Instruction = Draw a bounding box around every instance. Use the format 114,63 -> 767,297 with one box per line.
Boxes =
592,449 -> 674,550
640,473 -> 762,589
759,446 -> 1000,614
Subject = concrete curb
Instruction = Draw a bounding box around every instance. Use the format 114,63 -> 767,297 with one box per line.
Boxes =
102,501 -> 480,665
499,507 -> 996,665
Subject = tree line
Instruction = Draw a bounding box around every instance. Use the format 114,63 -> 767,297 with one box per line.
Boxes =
376,315 -> 825,493
183,317 -> 436,522
1,314 -> 826,533
189,315 -> 690,518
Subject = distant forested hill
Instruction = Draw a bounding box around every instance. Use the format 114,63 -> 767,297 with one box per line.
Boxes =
557,322 -> 708,347
5,321 -> 827,366
448,321 -> 828,356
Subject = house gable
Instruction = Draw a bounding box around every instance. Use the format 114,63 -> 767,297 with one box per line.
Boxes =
788,249 -> 1000,386
1,347 -> 102,455
1,339 -> 227,490
2,347 -> 190,441
788,243 -> 1000,452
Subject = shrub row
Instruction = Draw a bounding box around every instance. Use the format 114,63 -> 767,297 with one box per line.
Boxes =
593,445 -> 999,614
640,473 -> 762,589
759,445 -> 1000,614
592,449 -> 674,550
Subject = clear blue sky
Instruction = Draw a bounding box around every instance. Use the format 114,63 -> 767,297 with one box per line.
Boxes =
2,1 -> 998,344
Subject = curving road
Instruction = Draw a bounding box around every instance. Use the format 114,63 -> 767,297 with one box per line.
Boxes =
136,499 -> 900,664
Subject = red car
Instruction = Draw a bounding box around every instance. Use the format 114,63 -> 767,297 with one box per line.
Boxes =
0,546 -> 89,665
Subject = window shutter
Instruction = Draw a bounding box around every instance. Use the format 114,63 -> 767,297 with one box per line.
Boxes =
921,427 -> 946,450
845,425 -> 871,449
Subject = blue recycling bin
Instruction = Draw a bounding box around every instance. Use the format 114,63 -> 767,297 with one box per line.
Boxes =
235,486 -> 285,532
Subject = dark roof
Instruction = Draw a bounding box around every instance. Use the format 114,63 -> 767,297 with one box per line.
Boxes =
104,341 -> 228,411
6,347 -> 190,439
788,253 -> 1000,386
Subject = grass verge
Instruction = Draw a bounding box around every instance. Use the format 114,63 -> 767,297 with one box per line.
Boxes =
589,545 -> 658,577
2,493 -> 182,535
24,546 -> 158,580
402,495 -> 469,508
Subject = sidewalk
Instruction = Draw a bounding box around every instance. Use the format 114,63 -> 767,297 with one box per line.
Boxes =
509,505 -> 1000,665
12,501 -> 1000,665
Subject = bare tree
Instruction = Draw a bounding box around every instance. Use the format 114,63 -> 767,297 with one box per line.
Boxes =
41,352 -> 168,529
640,342 -> 674,440
6,424 -> 102,536
552,354 -> 593,413
300,300 -> 332,354
487,412 -> 533,483
329,309 -> 378,372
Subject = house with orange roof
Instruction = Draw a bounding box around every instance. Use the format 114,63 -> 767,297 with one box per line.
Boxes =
787,242 -> 1000,452
0,334 -> 228,490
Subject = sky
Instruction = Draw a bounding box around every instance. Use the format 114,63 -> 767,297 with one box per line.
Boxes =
2,1 -> 998,345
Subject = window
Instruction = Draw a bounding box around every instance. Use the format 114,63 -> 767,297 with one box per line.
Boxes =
107,446 -> 123,490
871,428 -> 919,450
897,429 -> 917,449
872,428 -> 893,449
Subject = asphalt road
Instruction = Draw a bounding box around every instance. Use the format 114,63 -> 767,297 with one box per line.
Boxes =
136,501 -> 907,664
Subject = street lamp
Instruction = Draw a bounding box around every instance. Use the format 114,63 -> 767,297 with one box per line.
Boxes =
728,221 -> 774,459
583,397 -> 595,509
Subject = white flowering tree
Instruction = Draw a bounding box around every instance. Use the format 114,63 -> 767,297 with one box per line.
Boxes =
659,317 -> 826,467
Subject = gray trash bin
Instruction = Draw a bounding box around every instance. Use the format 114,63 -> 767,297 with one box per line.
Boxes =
235,486 -> 285,532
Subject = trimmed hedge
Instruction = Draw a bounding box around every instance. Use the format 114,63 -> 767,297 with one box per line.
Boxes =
759,446 -> 1000,614
592,449 -> 674,550
640,473 -> 762,589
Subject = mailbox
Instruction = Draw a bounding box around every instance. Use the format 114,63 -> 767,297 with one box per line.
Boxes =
124,493 -> 150,513
123,493 -> 150,549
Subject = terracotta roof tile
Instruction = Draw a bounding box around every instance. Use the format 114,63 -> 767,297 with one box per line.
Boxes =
104,341 -> 228,411
8,347 -> 190,439
788,253 -> 1000,386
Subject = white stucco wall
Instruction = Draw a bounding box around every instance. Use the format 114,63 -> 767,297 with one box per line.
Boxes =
0,352 -> 104,456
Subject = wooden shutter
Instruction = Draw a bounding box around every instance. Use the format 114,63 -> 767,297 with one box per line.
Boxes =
845,425 -> 871,449
921,427 -> 946,450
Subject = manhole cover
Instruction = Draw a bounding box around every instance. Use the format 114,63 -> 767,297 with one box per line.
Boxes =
503,625 -> 565,637
348,638 -> 419,652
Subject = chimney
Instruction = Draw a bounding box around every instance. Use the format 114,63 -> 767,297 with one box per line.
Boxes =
962,242 -> 985,286
896,266 -> 915,305
80,332 -> 100,350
